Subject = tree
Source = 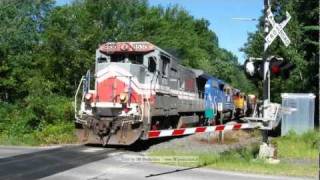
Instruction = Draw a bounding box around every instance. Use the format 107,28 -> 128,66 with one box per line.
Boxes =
40,0 -> 255,95
0,0 -> 256,139
0,0 -> 54,102
241,0 -> 319,102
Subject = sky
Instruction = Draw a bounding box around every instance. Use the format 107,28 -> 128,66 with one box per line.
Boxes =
56,0 -> 263,63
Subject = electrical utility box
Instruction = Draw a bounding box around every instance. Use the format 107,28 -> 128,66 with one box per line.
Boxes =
281,93 -> 316,136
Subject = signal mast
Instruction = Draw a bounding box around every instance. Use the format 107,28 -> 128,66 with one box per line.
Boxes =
243,0 -> 294,143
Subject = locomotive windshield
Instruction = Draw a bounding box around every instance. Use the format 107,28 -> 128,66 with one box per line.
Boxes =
110,54 -> 143,64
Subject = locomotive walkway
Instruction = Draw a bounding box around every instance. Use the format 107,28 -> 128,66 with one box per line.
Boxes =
0,145 -> 310,180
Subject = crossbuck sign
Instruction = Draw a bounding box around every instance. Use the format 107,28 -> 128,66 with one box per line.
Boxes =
265,8 -> 291,49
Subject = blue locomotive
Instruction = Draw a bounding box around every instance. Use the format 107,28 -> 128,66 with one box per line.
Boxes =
204,77 -> 235,124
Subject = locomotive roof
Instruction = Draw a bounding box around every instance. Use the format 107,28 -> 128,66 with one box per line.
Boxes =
98,41 -> 155,54
213,77 -> 226,85
99,41 -> 183,62
98,42 -> 231,85
191,69 -> 227,84
98,41 -> 177,58
191,69 -> 211,79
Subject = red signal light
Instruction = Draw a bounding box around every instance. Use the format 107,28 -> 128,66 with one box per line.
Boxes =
269,57 -> 295,79
271,65 -> 280,74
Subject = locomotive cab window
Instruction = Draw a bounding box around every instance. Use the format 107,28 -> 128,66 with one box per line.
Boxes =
224,87 -> 231,95
219,84 -> 225,91
148,57 -> 157,73
160,55 -> 170,76
110,54 -> 125,63
129,54 -> 143,64
110,54 -> 143,64
211,80 -> 219,88
97,57 -> 107,63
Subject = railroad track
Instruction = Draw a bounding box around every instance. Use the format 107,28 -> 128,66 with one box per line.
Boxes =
0,145 -> 120,180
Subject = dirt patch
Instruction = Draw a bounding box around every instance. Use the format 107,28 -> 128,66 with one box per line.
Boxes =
193,130 -> 254,144
147,130 -> 260,154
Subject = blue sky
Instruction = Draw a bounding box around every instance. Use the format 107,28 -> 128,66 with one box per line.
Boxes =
56,0 -> 263,63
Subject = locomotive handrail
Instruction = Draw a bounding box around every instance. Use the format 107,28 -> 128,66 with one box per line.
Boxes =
74,76 -> 85,121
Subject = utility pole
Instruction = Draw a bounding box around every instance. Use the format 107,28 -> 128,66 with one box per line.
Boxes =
262,0 -> 271,143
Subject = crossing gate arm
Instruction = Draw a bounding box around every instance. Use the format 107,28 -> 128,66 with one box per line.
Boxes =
147,123 -> 261,139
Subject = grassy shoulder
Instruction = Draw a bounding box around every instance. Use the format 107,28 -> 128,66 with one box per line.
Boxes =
0,95 -> 78,146
148,130 -> 319,177
0,122 -> 77,146
274,131 -> 319,160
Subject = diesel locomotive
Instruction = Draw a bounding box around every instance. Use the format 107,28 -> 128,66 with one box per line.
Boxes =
75,41 -> 235,145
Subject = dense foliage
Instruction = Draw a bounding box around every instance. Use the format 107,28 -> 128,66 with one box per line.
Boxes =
0,0 -> 255,144
241,0 -> 319,102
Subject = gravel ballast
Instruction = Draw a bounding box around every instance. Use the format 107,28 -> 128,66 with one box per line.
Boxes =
146,130 -> 261,155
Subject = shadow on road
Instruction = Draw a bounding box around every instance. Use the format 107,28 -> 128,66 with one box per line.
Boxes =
86,135 -> 189,152
0,145 -> 117,180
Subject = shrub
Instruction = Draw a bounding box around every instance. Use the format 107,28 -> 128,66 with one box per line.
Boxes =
0,94 -> 76,145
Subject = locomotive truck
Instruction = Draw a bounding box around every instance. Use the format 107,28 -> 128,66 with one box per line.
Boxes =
75,41 -> 235,145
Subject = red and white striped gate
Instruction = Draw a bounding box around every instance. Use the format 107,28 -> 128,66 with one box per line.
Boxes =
148,123 -> 256,139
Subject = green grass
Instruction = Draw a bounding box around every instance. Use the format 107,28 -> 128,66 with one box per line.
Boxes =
273,130 -> 319,160
0,97 -> 78,146
0,122 -> 77,146
148,130 -> 319,177
208,158 -> 317,177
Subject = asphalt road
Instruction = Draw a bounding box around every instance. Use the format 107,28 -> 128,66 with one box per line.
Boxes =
0,145 -> 312,180
0,145 -> 58,159
0,145 -> 118,180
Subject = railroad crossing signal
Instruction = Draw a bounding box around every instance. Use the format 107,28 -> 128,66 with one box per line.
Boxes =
244,58 -> 263,80
265,7 -> 291,49
244,56 -> 295,80
269,56 -> 295,79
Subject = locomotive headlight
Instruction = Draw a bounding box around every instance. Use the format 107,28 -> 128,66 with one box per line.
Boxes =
85,93 -> 92,101
119,92 -> 128,103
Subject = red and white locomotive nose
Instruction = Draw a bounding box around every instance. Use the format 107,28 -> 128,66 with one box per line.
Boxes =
93,63 -> 144,116
75,42 -> 157,145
